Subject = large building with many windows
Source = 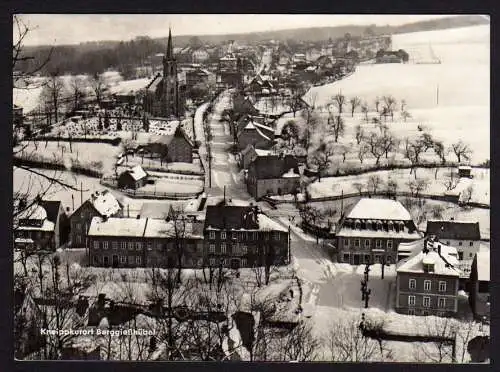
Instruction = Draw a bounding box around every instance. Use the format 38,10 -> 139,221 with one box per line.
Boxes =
87,216 -> 204,268
336,198 -> 422,265
203,204 -> 290,269
395,238 -> 461,317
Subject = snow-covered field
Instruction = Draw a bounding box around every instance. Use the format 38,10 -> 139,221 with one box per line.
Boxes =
303,25 -> 489,164
308,166 -> 490,205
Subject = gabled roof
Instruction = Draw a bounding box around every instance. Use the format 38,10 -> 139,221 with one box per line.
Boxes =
397,240 -> 460,277
143,218 -> 204,239
205,205 -> 259,231
426,220 -> 481,240
127,165 -> 147,181
346,198 -> 412,221
88,217 -> 148,237
249,155 -> 299,180
39,200 -> 63,224
18,204 -> 47,221
72,190 -> 122,219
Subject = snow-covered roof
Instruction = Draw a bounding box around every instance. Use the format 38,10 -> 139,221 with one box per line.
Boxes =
143,218 -> 204,239
255,149 -> 272,156
15,238 -> 35,244
397,240 -> 460,277
128,165 -> 147,181
18,204 -> 47,221
88,217 -> 147,237
476,250 -> 490,282
244,122 -> 256,130
90,191 -> 122,217
337,228 -> 421,239
347,198 -> 412,221
17,219 -> 55,232
257,214 -> 288,232
282,168 -> 300,178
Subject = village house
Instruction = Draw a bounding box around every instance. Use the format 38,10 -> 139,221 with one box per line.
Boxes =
87,216 -> 204,268
14,202 -> 64,251
246,155 -> 301,199
458,165 -> 473,178
336,198 -> 422,265
426,220 -> 481,261
117,165 -> 148,190
145,125 -> 195,163
469,249 -> 490,320
237,118 -> 275,151
217,54 -> 244,90
395,237 -> 460,317
238,144 -> 258,170
204,204 -> 290,269
69,190 -> 123,248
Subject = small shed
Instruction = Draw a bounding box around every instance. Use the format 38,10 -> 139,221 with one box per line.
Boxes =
458,165 -> 473,178
117,165 -> 148,190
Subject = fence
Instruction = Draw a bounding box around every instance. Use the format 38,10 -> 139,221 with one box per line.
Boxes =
99,179 -> 202,200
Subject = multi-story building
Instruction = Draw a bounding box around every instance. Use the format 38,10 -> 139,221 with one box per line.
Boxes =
396,238 -> 460,317
14,203 -> 58,251
426,220 -> 481,261
87,216 -> 205,268
237,119 -> 275,151
469,249 -> 490,320
246,155 -> 301,199
69,190 -> 123,248
336,198 -> 422,265
204,204 -> 290,269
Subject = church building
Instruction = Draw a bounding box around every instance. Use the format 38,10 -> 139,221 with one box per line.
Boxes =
144,28 -> 186,119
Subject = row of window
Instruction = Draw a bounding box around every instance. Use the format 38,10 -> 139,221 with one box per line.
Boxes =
408,295 -> 447,308
342,253 -> 393,264
409,279 -> 447,292
344,238 -> 393,250
17,231 -> 51,239
208,231 -> 281,241
92,241 -> 200,251
93,255 -> 142,264
407,309 -> 447,316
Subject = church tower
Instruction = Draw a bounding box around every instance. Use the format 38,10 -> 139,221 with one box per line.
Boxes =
162,28 -> 179,118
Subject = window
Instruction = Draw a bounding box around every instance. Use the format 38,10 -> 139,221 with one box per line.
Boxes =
221,243 -> 227,254
136,256 -> 142,264
103,241 -> 109,250
128,256 -> 135,264
458,241 -> 462,246
76,235 -> 82,244
422,310 -> 429,316
209,244 -> 215,253
209,231 -> 215,239
128,242 -> 134,250
409,279 -> 416,289
232,232 -> 237,239
112,241 -> 118,250
423,296 -> 430,308
469,241 -> 474,247
446,241 -> 450,245
424,280 -> 431,291
147,242 -> 153,251
136,242 -> 142,250
344,239 -> 349,247
93,241 -> 99,250
376,239 -> 382,248
274,232 -> 280,241
209,258 -> 216,266
374,255 -> 380,264
253,232 -> 258,240
241,258 -> 248,267
437,311 -> 445,317
120,256 -> 126,264
387,240 -> 393,250
221,232 -> 226,239
365,239 -> 370,248
408,309 -> 415,315
438,298 -> 446,308
469,252 -> 473,258
354,239 -> 360,248
241,245 -> 247,254
93,255 -> 99,264
408,296 -> 415,306
458,252 -> 464,260
343,253 -> 350,262
76,223 -> 81,230
121,242 -> 127,250
438,281 -> 446,292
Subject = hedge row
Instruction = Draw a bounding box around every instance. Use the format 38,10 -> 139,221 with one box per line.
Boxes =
14,157 -> 103,178
33,136 -> 122,146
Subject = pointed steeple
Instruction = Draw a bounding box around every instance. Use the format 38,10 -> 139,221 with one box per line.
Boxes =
166,28 -> 173,60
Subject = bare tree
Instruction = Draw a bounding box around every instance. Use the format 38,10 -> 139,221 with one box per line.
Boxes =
365,132 -> 385,166
358,143 -> 369,164
380,132 -> 399,159
353,182 -> 364,195
349,96 -> 361,117
450,141 -> 472,164
333,92 -> 346,115
403,137 -> 426,176
322,317 -> 380,362
387,178 -> 398,195
460,185 -> 474,205
41,71 -> 66,124
339,143 -> 352,163
382,95 -> 397,121
69,76 -> 85,112
374,96 -> 381,113
89,73 -> 106,106
355,124 -> 364,145
311,141 -> 335,181
417,317 -> 458,363
401,110 -> 412,122
329,114 -> 345,142
367,174 -> 383,194
360,102 -> 369,121
407,178 -> 429,198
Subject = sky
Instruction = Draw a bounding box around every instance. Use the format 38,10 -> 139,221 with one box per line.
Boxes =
16,14 -> 471,46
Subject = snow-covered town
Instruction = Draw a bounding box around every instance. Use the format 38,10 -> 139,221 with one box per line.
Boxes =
13,14 -> 490,363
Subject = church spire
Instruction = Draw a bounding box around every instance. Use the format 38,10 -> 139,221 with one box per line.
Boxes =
166,28 -> 173,60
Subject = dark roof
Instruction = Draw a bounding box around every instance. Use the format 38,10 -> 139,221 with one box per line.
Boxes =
204,205 -> 259,230
426,220 -> 481,240
40,200 -> 63,224
250,155 -> 299,179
